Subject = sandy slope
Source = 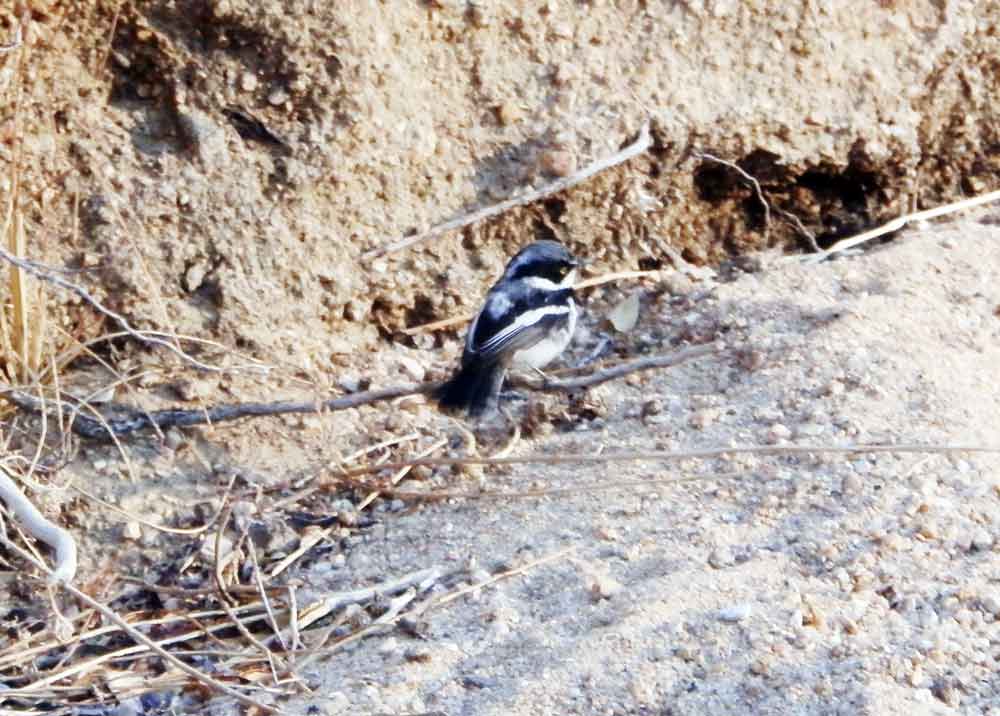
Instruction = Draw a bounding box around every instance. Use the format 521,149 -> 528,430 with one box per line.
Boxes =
285,219 -> 1000,716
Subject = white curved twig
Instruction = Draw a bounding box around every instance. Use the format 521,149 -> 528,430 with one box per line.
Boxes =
0,466 -> 77,584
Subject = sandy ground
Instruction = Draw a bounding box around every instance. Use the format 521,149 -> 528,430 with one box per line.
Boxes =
3,4 -> 1000,714
265,218 -> 1000,716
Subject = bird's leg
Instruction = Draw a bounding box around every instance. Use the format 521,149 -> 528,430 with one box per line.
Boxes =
499,389 -> 529,402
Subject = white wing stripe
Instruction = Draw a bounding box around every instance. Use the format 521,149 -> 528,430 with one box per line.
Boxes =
477,304 -> 571,354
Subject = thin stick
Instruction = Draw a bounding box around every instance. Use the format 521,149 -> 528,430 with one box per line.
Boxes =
292,566 -> 443,633
287,584 -> 302,656
0,539 -> 283,713
341,442 -> 1000,479
401,268 -> 663,335
522,343 -> 718,391
267,524 -> 338,579
300,547 -> 574,662
366,122 -> 653,258
213,501 -> 236,603
807,188 -> 1000,263
247,538 -> 287,653
294,589 -> 418,668
214,582 -> 289,681
4,344 -> 715,440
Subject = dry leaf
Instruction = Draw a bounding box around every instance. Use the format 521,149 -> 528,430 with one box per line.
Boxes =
608,291 -> 641,332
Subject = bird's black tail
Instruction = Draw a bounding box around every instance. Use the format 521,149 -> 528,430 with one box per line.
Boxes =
434,360 -> 505,417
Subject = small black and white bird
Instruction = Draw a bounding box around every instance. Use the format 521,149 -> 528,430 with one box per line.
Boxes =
435,240 -> 580,417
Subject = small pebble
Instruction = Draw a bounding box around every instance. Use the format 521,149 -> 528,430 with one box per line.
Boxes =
749,655 -> 771,675
239,71 -> 258,92
338,375 -> 362,393
824,379 -> 845,396
979,594 -> 1000,617
689,408 -> 719,430
495,101 -> 523,126
641,399 -> 663,418
708,546 -> 735,569
175,378 -> 215,401
590,575 -> 623,601
397,356 -> 426,381
970,528 -> 994,551
795,422 -> 824,438
841,471 -> 863,495
765,423 -> 792,444
122,521 -> 142,541
718,603 -> 752,622
539,148 -> 576,177
268,88 -> 289,106
467,2 -> 490,27
378,637 -> 399,655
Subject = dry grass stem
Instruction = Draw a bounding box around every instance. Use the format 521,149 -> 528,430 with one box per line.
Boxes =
0,537 -> 284,713
385,470 -> 745,503
356,437 -> 448,510
808,188 -> 1000,262
0,248 -> 255,374
341,442 -> 1000,479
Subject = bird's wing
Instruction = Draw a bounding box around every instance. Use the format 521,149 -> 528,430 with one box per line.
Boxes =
467,287 -> 572,363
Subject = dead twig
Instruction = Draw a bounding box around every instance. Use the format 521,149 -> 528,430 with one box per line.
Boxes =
366,122 -> 653,258
523,343 -> 718,392
4,343 -> 716,440
429,546 -> 575,610
356,437 -> 447,511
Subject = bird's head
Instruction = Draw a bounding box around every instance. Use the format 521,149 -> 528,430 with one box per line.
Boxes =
502,240 -> 579,286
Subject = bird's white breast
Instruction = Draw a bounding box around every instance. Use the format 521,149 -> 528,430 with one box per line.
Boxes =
511,298 -> 578,370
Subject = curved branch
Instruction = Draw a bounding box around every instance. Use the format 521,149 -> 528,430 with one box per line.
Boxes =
0,466 -> 77,584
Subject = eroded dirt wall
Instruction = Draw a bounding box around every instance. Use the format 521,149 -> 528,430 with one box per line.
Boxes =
3,0 -> 998,369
